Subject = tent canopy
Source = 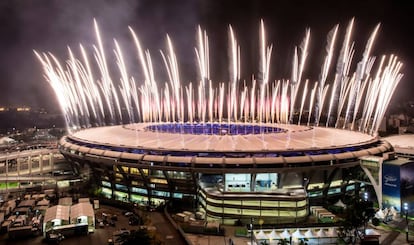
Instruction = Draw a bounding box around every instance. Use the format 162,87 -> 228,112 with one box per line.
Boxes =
44,205 -> 70,223
70,202 -> 94,220
255,230 -> 268,240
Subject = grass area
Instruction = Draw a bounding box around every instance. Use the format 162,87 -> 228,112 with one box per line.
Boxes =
380,221 -> 414,236
0,182 -> 19,189
235,227 -> 248,237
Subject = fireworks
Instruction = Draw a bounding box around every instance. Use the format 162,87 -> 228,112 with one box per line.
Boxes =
35,18 -> 403,135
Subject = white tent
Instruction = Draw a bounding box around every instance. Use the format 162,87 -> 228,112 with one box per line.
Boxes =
390,206 -> 398,218
255,230 -> 269,241
268,229 -> 280,240
334,199 -> 347,208
304,228 -> 315,238
326,227 -> 338,237
375,209 -> 385,219
292,229 -> 304,239
316,228 -> 327,237
280,229 -> 291,239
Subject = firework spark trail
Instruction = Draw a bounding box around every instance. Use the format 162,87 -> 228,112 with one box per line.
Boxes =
114,40 -> 133,123
250,78 -> 256,122
228,25 -> 241,123
307,82 -> 318,126
67,49 -> 87,123
161,35 -> 181,122
208,81 -> 214,123
344,23 -> 380,129
360,56 -> 386,132
290,29 -> 310,123
350,66 -> 372,130
371,55 -> 403,134
218,83 -> 225,124
93,20 -> 120,124
186,83 -> 194,123
35,52 -> 70,131
76,53 -> 98,125
129,27 -> 161,123
240,85 -> 247,124
195,26 -> 210,123
280,81 -> 290,124
298,79 -> 309,125
316,25 -> 338,126
79,44 -> 101,124
259,20 -> 273,123
35,19 -> 403,136
333,19 -> 355,128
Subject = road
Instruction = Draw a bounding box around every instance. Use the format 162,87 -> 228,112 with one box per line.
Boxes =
148,211 -> 187,245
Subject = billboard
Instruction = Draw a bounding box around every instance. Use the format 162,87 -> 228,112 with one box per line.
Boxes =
401,162 -> 414,213
382,163 -> 401,210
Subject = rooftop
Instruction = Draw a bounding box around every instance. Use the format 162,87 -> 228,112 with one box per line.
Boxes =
69,123 -> 377,153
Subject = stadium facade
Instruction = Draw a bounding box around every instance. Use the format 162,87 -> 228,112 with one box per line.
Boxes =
59,123 -> 393,224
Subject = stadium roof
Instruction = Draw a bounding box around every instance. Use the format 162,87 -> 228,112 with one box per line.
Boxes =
383,134 -> 414,156
383,134 -> 414,149
69,123 -> 377,153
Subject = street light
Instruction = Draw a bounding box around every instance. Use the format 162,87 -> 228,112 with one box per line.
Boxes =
363,192 -> 368,202
250,217 -> 254,245
404,202 -> 409,242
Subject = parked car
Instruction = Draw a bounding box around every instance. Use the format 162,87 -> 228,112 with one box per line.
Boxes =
128,215 -> 142,226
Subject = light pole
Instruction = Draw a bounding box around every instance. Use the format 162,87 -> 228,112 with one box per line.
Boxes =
250,217 -> 254,245
404,202 -> 409,242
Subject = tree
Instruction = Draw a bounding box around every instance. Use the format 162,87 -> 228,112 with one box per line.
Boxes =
339,196 -> 376,244
299,237 -> 309,245
278,238 -> 290,245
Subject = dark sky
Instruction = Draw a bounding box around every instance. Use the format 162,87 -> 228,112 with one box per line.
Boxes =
0,0 -> 413,110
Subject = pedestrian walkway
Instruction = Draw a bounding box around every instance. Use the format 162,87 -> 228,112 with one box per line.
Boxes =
185,225 -> 250,245
185,223 -> 414,245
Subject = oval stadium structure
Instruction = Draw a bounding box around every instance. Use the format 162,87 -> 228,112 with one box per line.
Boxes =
59,123 -> 392,224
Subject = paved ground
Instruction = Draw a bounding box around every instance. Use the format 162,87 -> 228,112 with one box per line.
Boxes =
145,209 -> 187,245
185,222 -> 414,245
1,204 -> 414,245
0,204 -> 186,245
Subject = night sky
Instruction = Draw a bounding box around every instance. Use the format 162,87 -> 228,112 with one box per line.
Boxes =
0,0 -> 413,110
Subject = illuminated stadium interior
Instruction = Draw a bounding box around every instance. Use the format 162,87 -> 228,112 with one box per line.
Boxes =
144,123 -> 286,135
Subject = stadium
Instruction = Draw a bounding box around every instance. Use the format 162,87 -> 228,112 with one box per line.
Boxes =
59,123 -> 393,224
37,20 -> 403,225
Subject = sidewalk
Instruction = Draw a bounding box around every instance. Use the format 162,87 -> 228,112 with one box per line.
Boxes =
185,223 -> 414,245
377,218 -> 414,245
185,226 -> 251,245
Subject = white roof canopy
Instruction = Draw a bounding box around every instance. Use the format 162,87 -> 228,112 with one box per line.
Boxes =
44,205 -> 70,223
72,123 -> 376,153
70,202 -> 94,219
